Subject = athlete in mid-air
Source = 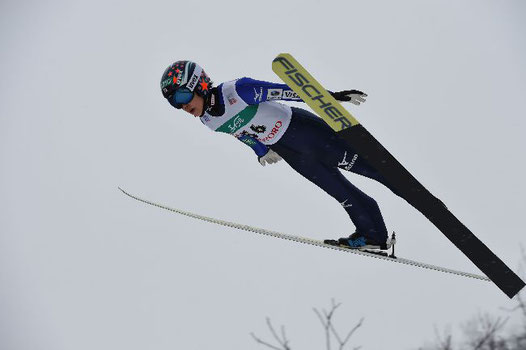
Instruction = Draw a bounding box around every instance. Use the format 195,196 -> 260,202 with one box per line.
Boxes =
160,60 -> 400,250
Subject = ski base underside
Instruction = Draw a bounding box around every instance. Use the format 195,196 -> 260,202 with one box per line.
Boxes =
119,187 -> 490,283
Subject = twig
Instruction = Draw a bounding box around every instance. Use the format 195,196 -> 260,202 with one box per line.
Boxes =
314,307 -> 332,350
314,300 -> 362,350
251,333 -> 285,350
251,317 -> 291,350
252,301 -> 361,350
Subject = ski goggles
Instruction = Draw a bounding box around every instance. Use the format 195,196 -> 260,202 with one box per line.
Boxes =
167,87 -> 194,109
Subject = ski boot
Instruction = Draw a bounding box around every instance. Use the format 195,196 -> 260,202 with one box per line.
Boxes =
324,231 -> 389,250
324,232 -> 397,258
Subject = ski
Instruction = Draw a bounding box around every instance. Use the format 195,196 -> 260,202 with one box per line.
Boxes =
272,53 -> 524,298
119,187 -> 490,282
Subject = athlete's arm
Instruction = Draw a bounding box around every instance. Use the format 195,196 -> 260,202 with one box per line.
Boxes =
234,77 -> 368,106
236,133 -> 268,157
234,77 -> 303,105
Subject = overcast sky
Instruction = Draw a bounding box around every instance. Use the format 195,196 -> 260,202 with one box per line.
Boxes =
2,0 -> 526,349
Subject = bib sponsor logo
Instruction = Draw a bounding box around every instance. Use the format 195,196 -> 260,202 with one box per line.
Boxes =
267,88 -> 283,100
260,120 -> 283,143
283,90 -> 299,99
228,116 -> 245,133
216,105 -> 258,134
250,124 -> 266,133
240,129 -> 259,139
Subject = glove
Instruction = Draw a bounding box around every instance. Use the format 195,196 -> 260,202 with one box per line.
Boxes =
330,90 -> 368,106
258,149 -> 282,166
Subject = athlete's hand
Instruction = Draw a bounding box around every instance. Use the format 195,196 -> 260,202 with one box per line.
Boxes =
330,90 -> 368,105
258,149 -> 282,166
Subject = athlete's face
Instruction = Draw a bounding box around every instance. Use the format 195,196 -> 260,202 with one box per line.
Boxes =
181,93 -> 204,117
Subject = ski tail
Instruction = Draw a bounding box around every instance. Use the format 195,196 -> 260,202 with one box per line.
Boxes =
338,125 -> 525,298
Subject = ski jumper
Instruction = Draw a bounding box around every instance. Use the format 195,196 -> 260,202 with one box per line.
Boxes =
201,77 -> 397,243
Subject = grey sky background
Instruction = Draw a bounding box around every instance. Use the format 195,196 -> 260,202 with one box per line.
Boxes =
1,0 -> 526,349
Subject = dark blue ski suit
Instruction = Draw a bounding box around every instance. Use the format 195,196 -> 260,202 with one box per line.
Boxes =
206,77 -> 398,243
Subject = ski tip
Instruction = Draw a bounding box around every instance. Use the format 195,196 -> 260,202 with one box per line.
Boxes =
272,53 -> 293,63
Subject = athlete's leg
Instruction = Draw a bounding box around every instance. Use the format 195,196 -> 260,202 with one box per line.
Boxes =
271,108 -> 391,241
283,107 -> 401,196
270,143 -> 388,241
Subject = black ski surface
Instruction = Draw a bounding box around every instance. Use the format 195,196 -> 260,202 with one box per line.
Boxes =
338,125 -> 524,298
272,53 -> 524,298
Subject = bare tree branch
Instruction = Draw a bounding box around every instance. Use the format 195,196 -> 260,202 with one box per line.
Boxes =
281,325 -> 289,350
251,332 -> 285,350
431,324 -> 454,350
461,313 -> 509,350
252,301 -> 362,350
250,317 -> 291,350
422,249 -> 526,350
338,318 -> 364,349
314,299 -> 363,350
314,307 -> 332,350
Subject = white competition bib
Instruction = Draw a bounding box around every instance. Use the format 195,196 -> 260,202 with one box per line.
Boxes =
201,80 -> 292,145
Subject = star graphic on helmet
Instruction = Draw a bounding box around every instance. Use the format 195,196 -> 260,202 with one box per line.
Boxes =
168,71 -> 172,76
200,81 -> 208,90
